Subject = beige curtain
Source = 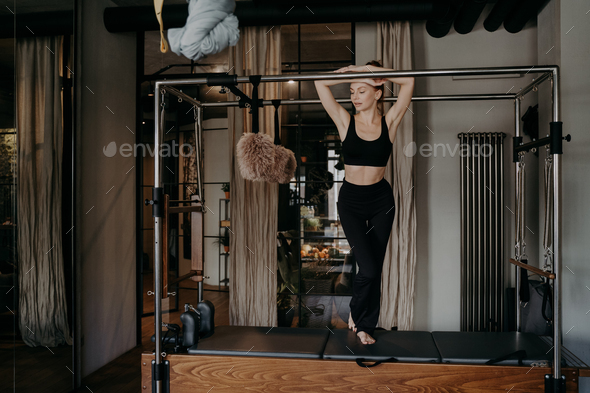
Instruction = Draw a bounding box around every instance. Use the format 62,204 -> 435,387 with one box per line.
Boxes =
228,26 -> 282,326
16,35 -> 72,347
377,21 -> 417,331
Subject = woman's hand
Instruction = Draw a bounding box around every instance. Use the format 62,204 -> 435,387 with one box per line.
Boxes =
333,65 -> 366,73
334,66 -> 386,85
348,77 -> 387,87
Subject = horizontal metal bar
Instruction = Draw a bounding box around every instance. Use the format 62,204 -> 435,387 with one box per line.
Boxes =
514,71 -> 553,99
155,66 -> 558,89
164,86 -> 202,108
164,89 -> 517,107
199,94 -> 516,107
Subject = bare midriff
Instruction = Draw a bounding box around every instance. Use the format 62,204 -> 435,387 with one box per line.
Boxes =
344,164 -> 386,185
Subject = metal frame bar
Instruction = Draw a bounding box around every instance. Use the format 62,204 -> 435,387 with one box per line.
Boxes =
151,65 -> 561,393
515,96 -> 522,333
551,66 -> 562,384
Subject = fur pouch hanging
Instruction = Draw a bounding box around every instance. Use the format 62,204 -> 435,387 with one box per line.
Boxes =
236,132 -> 276,181
278,147 -> 296,184
265,144 -> 296,184
263,100 -> 297,184
235,76 -> 278,182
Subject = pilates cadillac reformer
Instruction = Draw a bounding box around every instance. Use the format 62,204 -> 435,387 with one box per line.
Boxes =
143,66 -> 588,393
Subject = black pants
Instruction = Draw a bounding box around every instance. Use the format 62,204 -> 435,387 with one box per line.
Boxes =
337,177 -> 395,336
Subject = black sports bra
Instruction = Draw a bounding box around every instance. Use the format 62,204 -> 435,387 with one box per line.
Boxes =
342,114 -> 392,167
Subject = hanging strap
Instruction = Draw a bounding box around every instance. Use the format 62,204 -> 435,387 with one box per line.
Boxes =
355,357 -> 398,368
542,281 -> 553,323
193,106 -> 204,204
515,152 -> 530,302
249,75 -> 261,134
519,257 -> 530,302
485,349 -> 527,366
542,146 -> 553,272
272,99 -> 281,145
515,152 -> 527,260
153,0 -> 169,53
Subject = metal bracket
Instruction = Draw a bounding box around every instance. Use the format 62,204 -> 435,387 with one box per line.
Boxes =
210,74 -> 265,113
513,122 -> 570,158
145,187 -> 164,218
544,373 -> 566,393
151,359 -> 170,393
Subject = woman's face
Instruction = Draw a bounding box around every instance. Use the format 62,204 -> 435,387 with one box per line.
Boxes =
350,82 -> 380,111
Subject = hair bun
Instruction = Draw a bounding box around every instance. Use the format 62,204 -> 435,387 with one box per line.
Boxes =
365,60 -> 382,67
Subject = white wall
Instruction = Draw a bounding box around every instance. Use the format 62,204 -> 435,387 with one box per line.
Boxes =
76,0 -> 136,378
411,7 -> 539,332
356,6 -> 540,332
541,0 -> 590,386
356,6 -> 590,383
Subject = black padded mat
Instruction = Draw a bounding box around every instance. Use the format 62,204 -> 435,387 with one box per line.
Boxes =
432,331 -> 554,366
323,329 -> 441,363
187,325 -> 329,359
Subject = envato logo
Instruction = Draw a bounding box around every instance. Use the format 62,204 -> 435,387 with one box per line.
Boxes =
403,142 -> 494,158
103,141 -> 193,158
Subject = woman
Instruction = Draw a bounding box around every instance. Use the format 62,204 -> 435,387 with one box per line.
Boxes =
314,61 -> 414,345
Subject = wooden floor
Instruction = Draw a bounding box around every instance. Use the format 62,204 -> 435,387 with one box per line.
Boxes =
0,317 -> 74,393
84,281 -> 232,392
1,273 -> 350,392
0,281 -> 231,393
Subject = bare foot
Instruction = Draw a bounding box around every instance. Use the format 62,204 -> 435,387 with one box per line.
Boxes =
348,312 -> 357,332
357,331 -> 376,345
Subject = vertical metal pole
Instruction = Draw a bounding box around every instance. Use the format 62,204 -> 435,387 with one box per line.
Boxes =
500,133 -> 504,331
490,133 -> 494,331
460,133 -> 465,331
492,133 -> 498,331
477,134 -> 482,331
470,133 -> 475,331
483,133 -> 488,331
514,98 -> 522,332
492,132 -> 503,332
552,68 -> 561,381
197,105 -> 204,303
154,84 -> 163,393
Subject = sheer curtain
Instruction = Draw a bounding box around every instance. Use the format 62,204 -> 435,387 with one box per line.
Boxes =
377,21 -> 417,331
228,26 -> 282,326
16,35 -> 71,346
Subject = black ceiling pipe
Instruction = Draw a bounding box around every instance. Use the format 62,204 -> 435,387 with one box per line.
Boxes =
453,0 -> 487,35
425,0 -> 462,38
0,11 -> 73,38
104,1 -> 450,33
504,0 -> 547,33
483,0 -> 521,32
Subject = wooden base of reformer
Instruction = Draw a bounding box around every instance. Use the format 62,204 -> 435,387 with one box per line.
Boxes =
141,352 -> 585,392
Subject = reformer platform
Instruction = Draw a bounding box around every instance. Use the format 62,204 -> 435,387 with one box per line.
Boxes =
187,325 -> 329,358
432,331 -> 561,366
323,329 -> 440,363
142,326 -> 589,392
